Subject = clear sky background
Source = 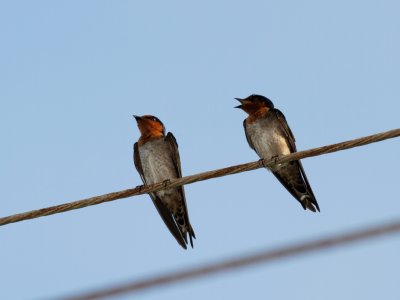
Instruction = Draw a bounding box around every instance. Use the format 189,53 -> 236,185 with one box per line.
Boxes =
1,1 -> 400,299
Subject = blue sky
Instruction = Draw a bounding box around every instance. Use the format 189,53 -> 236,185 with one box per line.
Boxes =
1,1 -> 399,299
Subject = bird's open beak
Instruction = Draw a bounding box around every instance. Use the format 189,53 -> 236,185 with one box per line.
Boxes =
234,98 -> 243,109
133,115 -> 142,121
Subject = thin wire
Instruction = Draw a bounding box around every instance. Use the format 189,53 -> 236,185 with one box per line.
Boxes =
0,128 -> 399,227
59,218 -> 400,300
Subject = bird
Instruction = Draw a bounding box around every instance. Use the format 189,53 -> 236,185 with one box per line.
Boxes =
235,94 -> 320,212
133,115 -> 196,249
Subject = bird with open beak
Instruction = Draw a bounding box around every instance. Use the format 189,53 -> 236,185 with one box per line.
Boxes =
133,115 -> 196,249
235,94 -> 320,212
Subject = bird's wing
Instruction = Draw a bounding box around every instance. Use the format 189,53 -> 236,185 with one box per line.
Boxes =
243,119 -> 255,150
133,142 -> 146,183
271,108 -> 297,152
165,132 -> 196,247
270,109 -> 320,212
165,133 -> 182,177
133,142 -> 188,249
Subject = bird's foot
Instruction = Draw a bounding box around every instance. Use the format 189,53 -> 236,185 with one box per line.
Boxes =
271,155 -> 281,164
162,179 -> 171,188
259,158 -> 267,168
135,184 -> 143,193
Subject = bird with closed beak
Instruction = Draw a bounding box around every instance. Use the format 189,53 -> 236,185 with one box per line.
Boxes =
133,115 -> 196,249
235,94 -> 320,212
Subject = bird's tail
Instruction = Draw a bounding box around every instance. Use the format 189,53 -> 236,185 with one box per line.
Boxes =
300,195 -> 319,212
188,225 -> 196,248
272,161 -> 320,213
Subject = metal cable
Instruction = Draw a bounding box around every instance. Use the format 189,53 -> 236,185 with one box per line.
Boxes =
1,128 -> 399,227
60,218 -> 400,300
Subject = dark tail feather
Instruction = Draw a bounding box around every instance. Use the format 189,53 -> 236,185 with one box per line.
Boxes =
272,162 -> 320,213
179,222 -> 196,248
302,195 -> 319,212
188,225 -> 196,248
306,201 -> 317,212
152,197 -> 187,249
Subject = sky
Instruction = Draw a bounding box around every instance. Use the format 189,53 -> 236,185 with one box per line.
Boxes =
1,1 -> 400,299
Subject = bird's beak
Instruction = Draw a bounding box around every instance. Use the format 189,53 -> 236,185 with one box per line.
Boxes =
234,98 -> 243,109
133,115 -> 142,121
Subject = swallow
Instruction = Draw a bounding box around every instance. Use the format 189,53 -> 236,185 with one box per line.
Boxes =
235,94 -> 320,212
133,115 -> 196,249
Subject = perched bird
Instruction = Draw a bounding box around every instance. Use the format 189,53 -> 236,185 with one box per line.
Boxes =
133,115 -> 195,249
235,94 -> 320,212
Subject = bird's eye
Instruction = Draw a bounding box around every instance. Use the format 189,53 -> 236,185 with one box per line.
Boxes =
152,117 -> 158,122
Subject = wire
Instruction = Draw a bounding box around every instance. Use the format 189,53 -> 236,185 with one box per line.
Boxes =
0,128 -> 399,227
59,218 -> 400,300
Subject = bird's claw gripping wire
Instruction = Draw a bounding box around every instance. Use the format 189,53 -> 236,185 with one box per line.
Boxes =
259,158 -> 267,168
162,179 -> 171,189
259,155 -> 281,168
135,185 -> 144,193
271,155 -> 281,164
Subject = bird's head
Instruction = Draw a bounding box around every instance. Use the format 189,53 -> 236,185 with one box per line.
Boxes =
235,94 -> 274,115
133,115 -> 165,138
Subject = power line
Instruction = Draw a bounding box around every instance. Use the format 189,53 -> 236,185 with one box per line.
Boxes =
0,128 -> 399,227
59,217 -> 400,300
